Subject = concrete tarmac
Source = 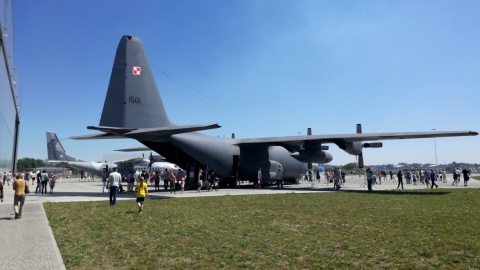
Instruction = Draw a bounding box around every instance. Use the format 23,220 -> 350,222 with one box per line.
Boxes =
1,174 -> 478,269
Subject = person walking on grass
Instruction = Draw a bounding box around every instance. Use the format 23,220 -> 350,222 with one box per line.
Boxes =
106,167 -> 122,206
135,176 -> 148,214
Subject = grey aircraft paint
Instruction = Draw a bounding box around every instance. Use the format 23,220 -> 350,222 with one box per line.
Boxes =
47,131 -> 84,162
47,131 -> 179,176
72,35 -> 478,185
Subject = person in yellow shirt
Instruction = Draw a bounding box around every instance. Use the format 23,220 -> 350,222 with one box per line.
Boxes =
13,174 -> 29,219
135,176 -> 148,214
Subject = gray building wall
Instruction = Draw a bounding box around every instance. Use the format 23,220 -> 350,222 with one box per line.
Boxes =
0,0 -> 20,174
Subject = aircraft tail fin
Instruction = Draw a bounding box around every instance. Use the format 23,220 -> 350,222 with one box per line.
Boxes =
46,131 -> 84,162
99,35 -> 173,129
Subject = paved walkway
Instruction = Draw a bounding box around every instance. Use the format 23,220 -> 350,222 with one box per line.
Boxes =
0,201 -> 65,270
0,174 -> 478,269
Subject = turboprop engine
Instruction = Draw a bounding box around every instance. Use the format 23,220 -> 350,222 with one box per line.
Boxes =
339,124 -> 383,168
291,149 -> 333,163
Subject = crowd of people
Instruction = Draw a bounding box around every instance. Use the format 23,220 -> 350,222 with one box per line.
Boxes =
0,170 -> 61,220
101,167 -> 220,212
364,168 -> 472,191
0,165 -> 474,219
2,170 -> 58,195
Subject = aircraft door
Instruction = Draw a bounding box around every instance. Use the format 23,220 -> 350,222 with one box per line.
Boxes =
227,155 -> 240,187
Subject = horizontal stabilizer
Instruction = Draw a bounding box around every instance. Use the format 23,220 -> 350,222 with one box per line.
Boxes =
69,133 -> 127,140
72,123 -> 221,141
115,147 -> 151,152
46,160 -> 68,164
124,123 -> 221,139
87,126 -> 136,135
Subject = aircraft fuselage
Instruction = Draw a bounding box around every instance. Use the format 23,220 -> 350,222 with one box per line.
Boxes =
141,132 -> 309,182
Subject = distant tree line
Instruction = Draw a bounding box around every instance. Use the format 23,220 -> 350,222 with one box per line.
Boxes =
17,157 -> 79,174
16,158 -> 45,171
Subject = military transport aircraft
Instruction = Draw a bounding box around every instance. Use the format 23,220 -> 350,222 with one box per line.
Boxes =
71,35 -> 478,186
47,131 -> 180,176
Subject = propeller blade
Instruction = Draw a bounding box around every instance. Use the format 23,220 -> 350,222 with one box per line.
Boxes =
356,123 -> 362,134
358,153 -> 364,168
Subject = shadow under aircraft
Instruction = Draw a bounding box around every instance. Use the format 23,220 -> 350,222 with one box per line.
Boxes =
71,35 -> 478,186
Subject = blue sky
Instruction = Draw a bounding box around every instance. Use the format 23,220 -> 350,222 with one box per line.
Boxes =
12,1 -> 480,166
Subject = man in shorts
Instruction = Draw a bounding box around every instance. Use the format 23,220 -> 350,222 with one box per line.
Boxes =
135,176 -> 148,214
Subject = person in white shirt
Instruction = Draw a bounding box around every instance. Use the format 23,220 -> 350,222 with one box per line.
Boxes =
106,167 -> 122,206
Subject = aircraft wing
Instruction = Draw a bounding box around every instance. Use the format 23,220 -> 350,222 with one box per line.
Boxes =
113,157 -> 145,165
235,130 -> 478,151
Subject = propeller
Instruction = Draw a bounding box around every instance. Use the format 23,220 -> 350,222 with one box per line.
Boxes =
356,124 -> 364,168
356,124 -> 382,169
358,152 -> 365,169
307,128 -> 312,170
147,152 -> 154,172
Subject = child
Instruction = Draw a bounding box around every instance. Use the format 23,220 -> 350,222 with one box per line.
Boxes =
49,175 -> 56,194
135,177 -> 148,214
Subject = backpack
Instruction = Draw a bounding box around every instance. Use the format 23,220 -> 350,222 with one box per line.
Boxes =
42,173 -> 49,182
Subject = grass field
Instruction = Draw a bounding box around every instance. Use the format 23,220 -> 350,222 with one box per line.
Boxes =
45,189 -> 480,269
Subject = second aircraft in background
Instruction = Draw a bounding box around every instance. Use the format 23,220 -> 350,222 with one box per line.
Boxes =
46,131 -> 180,177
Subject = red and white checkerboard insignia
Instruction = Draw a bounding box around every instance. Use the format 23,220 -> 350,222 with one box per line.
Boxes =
132,66 -> 141,75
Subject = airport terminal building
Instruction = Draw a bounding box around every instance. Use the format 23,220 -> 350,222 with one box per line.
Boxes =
0,2 -> 20,174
